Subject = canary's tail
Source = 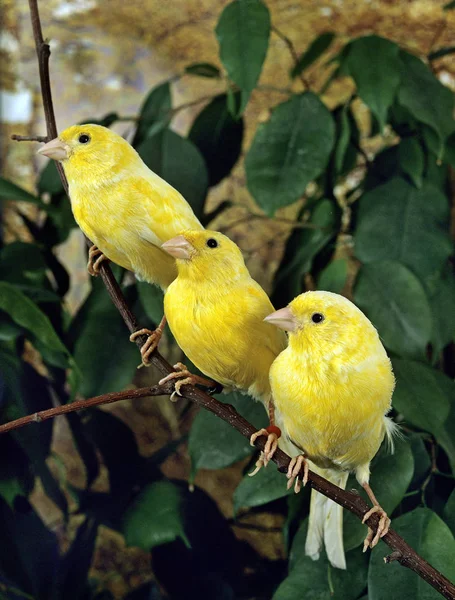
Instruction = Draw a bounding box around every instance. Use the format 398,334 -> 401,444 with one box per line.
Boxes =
305,466 -> 349,570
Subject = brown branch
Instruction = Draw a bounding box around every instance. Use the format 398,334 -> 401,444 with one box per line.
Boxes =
271,24 -> 309,89
11,134 -> 48,142
23,2 -> 455,598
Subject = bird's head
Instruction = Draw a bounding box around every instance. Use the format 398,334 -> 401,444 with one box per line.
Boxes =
265,291 -> 376,353
37,124 -> 139,182
161,230 -> 249,283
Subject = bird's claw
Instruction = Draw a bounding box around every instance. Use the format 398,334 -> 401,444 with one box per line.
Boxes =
286,455 -> 308,494
248,428 -> 280,476
87,245 -> 109,276
130,326 -> 164,368
362,505 -> 390,550
159,363 -> 216,402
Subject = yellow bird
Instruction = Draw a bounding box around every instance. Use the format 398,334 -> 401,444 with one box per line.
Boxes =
38,124 -> 203,361
265,291 -> 397,570
159,230 -> 288,456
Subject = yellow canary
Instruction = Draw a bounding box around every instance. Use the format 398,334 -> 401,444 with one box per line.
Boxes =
37,124 -> 203,289
160,230 -> 288,455
265,291 -> 396,570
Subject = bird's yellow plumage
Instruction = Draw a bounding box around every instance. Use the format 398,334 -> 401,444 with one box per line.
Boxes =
266,291 -> 396,569
38,124 -> 203,289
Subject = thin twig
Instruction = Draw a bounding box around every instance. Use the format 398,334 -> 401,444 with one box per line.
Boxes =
271,24 -> 309,89
22,2 -> 455,598
11,134 -> 48,142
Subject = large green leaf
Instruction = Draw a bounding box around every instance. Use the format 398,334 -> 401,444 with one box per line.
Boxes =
122,481 -> 190,550
138,129 -> 208,220
272,199 -> 336,307
343,439 -> 414,551
0,177 -> 42,205
70,281 -> 139,397
392,359 -> 455,468
0,282 -> 69,366
317,258 -> 348,294
136,281 -> 165,326
38,160 -> 65,196
444,489 -> 455,537
355,178 -> 452,281
398,51 -> 454,155
133,81 -> 171,145
291,32 -> 335,79
398,137 -> 424,188
189,392 -> 267,477
246,93 -> 335,215
234,462 -> 292,515
429,268 -> 455,355
216,0 -> 270,113
189,94 -> 244,186
368,508 -> 455,600
345,35 -> 401,130
354,261 -> 432,359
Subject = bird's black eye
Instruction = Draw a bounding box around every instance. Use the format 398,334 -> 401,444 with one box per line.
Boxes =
311,313 -> 324,324
207,238 -> 218,248
78,134 -> 91,144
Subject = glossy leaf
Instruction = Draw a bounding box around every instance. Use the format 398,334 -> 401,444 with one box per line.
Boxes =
189,392 -> 267,476
398,51 -> 454,155
346,35 -> 401,130
291,32 -> 335,78
444,489 -> 455,537
429,268 -> 455,355
272,199 -> 337,307
355,177 -> 452,281
136,281 -> 165,326
185,63 -> 221,78
0,282 -> 69,367
123,481 -> 190,550
368,509 -> 455,600
189,94 -> 244,186
38,160 -> 65,196
234,463 -> 291,515
354,261 -> 432,359
399,137 -> 424,188
343,439 -> 414,551
246,93 -> 335,215
133,81 -> 171,145
138,129 -> 208,219
0,177 -> 42,205
216,0 -> 271,113
317,258 -> 348,294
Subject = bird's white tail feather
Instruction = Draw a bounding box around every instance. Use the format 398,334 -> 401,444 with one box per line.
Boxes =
384,416 -> 402,453
305,466 -> 349,570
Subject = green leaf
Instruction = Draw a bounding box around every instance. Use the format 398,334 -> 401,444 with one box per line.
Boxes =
0,282 -> 69,366
189,94 -> 244,186
246,93 -> 335,215
291,32 -> 335,79
408,433 -> 431,489
272,199 -> 336,307
0,435 -> 33,508
368,508 -> 455,600
185,63 -> 221,78
398,51 -> 454,156
0,178 -> 42,205
216,0 -> 271,113
444,131 -> 455,168
354,261 -> 432,359
136,281 -> 165,326
343,438 -> 414,551
70,281 -> 139,397
317,258 -> 348,294
122,481 -> 190,550
429,268 -> 455,355
138,128 -> 208,220
38,160 -> 65,196
234,463 -> 292,514
189,392 -> 267,477
398,137 -> 424,188
346,35 -> 401,130
392,359 -> 455,467
133,82 -> 172,145
444,0 -> 455,10
444,489 -> 455,537
355,177 -> 452,281
333,104 -> 351,174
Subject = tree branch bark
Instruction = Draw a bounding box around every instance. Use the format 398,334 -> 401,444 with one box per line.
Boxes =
16,2 -> 455,599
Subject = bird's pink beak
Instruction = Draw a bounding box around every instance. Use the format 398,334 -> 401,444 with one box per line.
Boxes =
161,235 -> 194,260
264,306 -> 298,332
37,137 -> 70,161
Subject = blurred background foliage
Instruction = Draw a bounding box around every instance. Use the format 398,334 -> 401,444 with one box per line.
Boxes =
0,0 -> 455,598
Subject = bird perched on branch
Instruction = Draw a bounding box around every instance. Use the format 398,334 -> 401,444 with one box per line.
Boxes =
38,124 -> 203,361
265,291 -> 397,570
159,229 -> 288,459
